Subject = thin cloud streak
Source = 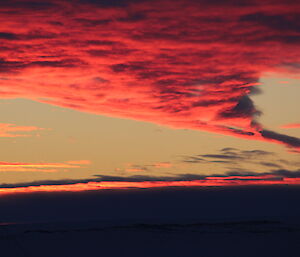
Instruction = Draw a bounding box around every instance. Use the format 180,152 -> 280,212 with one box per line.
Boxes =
0,160 -> 91,172
281,123 -> 300,129
0,123 -> 44,137
181,147 -> 300,169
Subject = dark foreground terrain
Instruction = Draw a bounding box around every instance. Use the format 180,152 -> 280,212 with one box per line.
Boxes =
0,186 -> 299,257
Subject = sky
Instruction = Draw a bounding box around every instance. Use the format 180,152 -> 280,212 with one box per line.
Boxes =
0,0 -> 300,194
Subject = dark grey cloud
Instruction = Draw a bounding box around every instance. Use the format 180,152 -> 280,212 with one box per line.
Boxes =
201,154 -> 242,160
239,150 -> 273,156
0,31 -> 58,42
221,147 -> 238,152
181,148 -> 282,168
0,32 -> 19,40
1,174 -> 201,189
226,127 -> 255,136
110,61 -> 151,73
181,156 -> 206,164
0,58 -> 24,73
0,1 -> 58,10
87,48 -> 134,57
118,12 -> 147,23
77,0 -> 130,7
1,168 -> 300,190
85,40 -> 120,46
0,174 -> 191,188
248,86 -> 262,95
74,18 -> 111,26
0,57 -> 86,73
280,62 -> 300,70
271,169 -> 300,178
202,148 -> 273,160
259,162 -> 282,168
240,13 -> 300,33
225,168 -> 300,178
218,95 -> 261,119
28,59 -> 85,68
192,98 -> 238,107
260,130 -> 300,148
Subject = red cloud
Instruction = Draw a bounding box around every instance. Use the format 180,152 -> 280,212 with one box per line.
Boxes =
0,123 -> 44,137
0,174 -> 299,195
0,0 -> 300,149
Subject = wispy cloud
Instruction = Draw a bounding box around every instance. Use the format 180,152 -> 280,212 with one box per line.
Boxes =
280,123 -> 300,129
122,162 -> 173,173
125,167 -> 148,172
0,123 -> 44,137
154,162 -> 172,168
181,147 -> 300,170
0,160 -> 90,172
182,148 -> 274,164
0,0 -> 299,149
65,160 -> 91,165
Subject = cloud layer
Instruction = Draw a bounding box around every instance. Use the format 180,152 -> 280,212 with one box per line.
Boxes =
182,147 -> 300,169
0,169 -> 299,195
0,0 -> 300,149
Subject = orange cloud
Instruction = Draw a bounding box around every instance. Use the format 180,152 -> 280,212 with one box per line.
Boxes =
0,123 -> 44,137
0,160 -> 90,172
66,160 -> 91,165
0,174 -> 299,195
0,0 -> 300,149
0,167 -> 59,172
154,162 -> 172,168
125,168 -> 146,172
281,123 -> 300,129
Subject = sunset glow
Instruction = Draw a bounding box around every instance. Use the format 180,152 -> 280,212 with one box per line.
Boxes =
0,0 -> 300,150
0,0 -> 299,193
0,3 -> 299,256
